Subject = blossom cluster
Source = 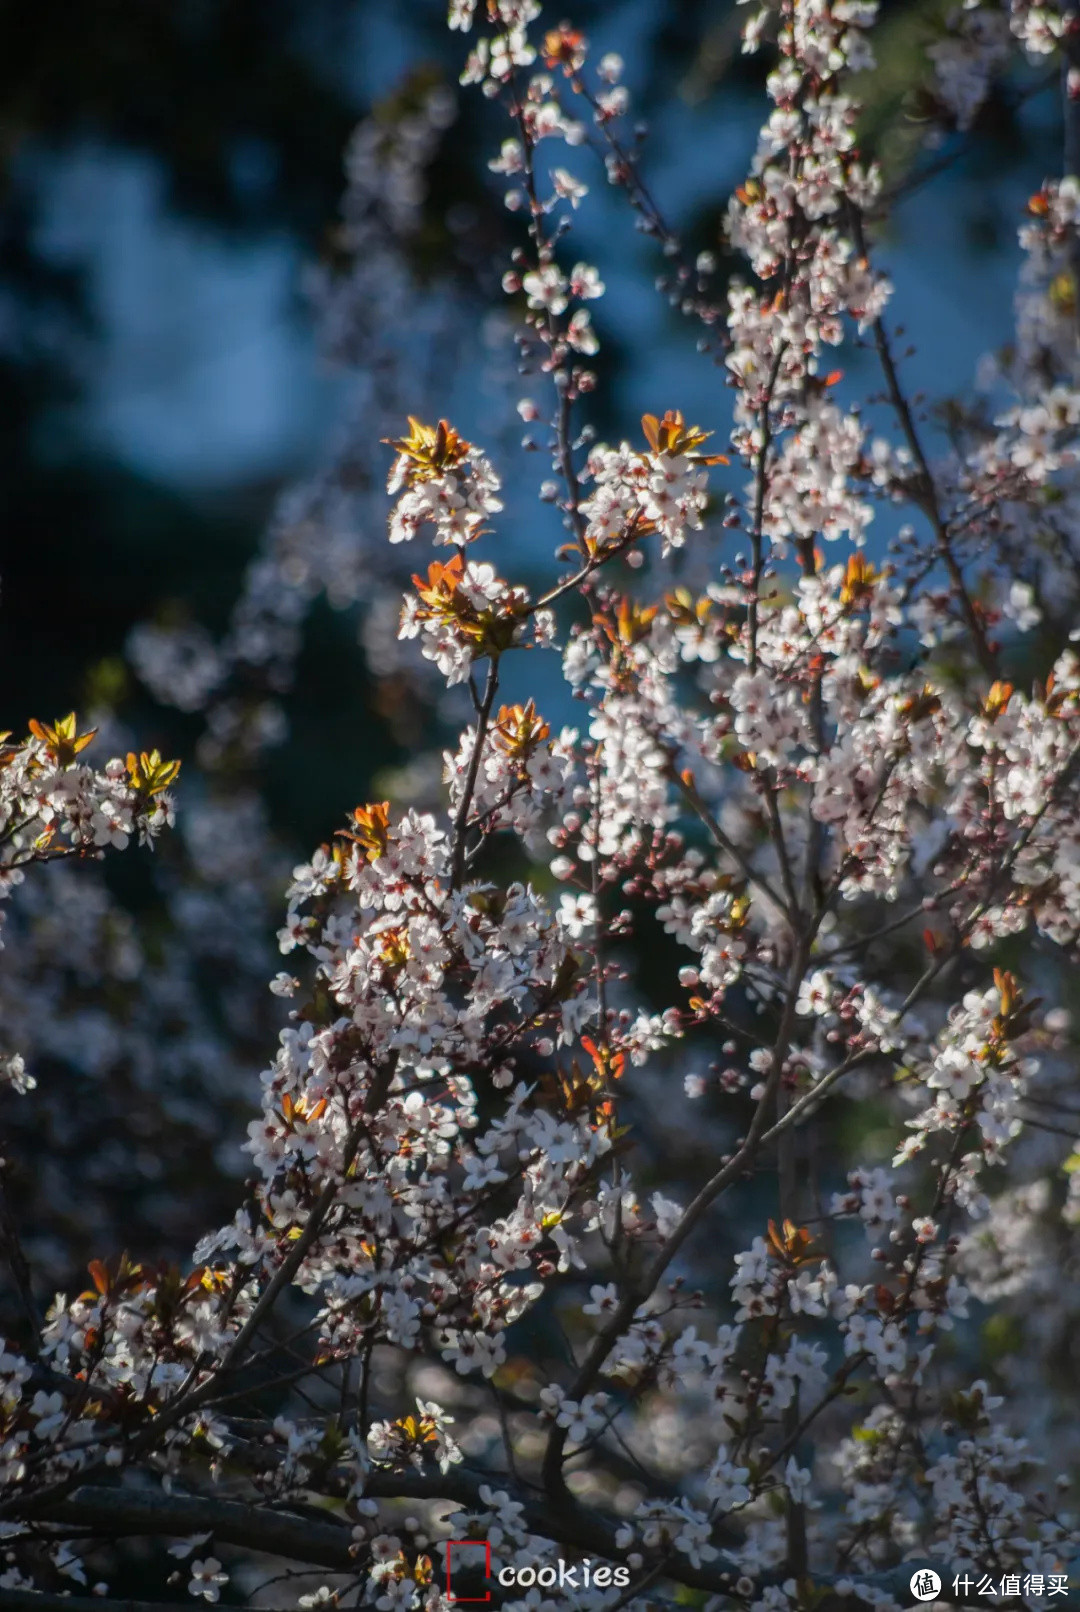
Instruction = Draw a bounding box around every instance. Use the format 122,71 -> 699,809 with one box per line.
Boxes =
5,0 -> 1080,1606
0,714 -> 177,878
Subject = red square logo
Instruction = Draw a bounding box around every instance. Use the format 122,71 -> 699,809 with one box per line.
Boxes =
444,1539 -> 492,1603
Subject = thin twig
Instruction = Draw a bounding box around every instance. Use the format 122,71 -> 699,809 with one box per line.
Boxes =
451,657 -> 499,889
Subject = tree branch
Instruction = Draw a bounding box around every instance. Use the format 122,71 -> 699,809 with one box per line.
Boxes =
31,1487 -> 354,1573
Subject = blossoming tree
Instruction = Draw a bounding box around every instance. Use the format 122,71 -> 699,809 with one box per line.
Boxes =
4,0 -> 1080,1608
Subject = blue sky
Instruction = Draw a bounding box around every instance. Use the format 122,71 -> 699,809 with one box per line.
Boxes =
27,9 -> 1051,519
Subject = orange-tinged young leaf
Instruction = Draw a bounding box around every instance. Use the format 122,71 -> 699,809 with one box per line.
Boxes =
79,1251 -> 146,1302
641,409 -> 728,463
994,967 -> 1019,1018
900,686 -> 942,723
414,1554 -> 434,1587
594,595 -> 659,650
330,840 -> 349,873
30,713 -> 98,767
492,700 -> 550,758
542,23 -> 587,70
580,1035 -> 626,1082
412,552 -> 465,606
338,800 -> 393,862
184,1265 -> 221,1297
384,416 -> 471,483
766,1218 -> 819,1266
397,1412 -> 439,1445
840,552 -> 882,606
126,749 -> 182,796
984,680 -> 1014,720
540,1045 -> 624,1133
377,927 -> 411,971
665,585 -> 716,631
409,550 -> 523,656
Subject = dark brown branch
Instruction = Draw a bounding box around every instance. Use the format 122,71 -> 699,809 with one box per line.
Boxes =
451,657 -> 499,889
17,1474 -> 942,1609
748,343 -> 789,672
540,931 -> 815,1504
851,212 -> 996,679
0,1596 -> 295,1612
31,1486 -> 354,1573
